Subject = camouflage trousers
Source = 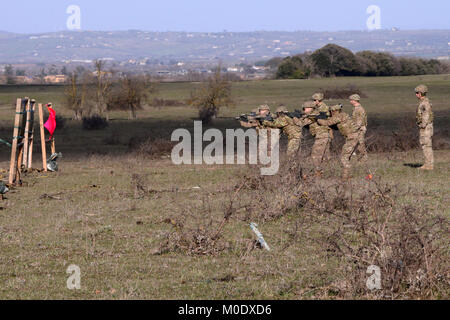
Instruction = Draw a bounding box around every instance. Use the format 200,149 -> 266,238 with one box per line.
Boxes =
311,136 -> 331,169
287,137 -> 301,158
341,134 -> 360,169
355,128 -> 368,162
419,125 -> 434,166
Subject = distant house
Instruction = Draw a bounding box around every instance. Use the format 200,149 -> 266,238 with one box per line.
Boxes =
44,75 -> 68,84
15,76 -> 34,84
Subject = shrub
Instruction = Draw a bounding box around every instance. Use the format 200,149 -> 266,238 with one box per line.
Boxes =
82,116 -> 108,130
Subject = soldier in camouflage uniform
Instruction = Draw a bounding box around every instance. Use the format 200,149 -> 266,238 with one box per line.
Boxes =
239,108 -> 259,128
415,85 -> 434,170
263,106 -> 302,157
294,101 -> 332,174
318,104 -> 359,179
257,104 -> 273,156
312,93 -> 333,160
349,94 -> 368,162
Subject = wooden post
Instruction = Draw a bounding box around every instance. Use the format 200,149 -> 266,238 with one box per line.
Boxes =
38,103 -> 47,172
9,99 -> 22,184
51,138 -> 56,155
27,102 -> 36,169
22,100 -> 31,168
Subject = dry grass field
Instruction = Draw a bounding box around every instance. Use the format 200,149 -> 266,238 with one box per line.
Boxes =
0,75 -> 448,299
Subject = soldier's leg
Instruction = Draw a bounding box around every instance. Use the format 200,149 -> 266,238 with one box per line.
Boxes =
420,126 -> 434,168
357,131 -> 368,162
287,138 -> 300,158
340,138 -> 358,178
311,137 -> 329,170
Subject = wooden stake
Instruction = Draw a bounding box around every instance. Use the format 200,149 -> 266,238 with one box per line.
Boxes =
22,100 -> 31,168
9,99 -> 22,184
27,102 -> 36,169
51,138 -> 56,155
38,103 -> 47,172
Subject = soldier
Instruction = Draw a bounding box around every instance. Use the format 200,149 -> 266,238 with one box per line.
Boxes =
317,104 -> 359,179
312,92 -> 332,160
293,101 -> 332,175
312,93 -> 329,114
415,85 -> 434,170
263,105 -> 302,158
349,94 -> 368,163
257,104 -> 273,156
239,108 -> 259,128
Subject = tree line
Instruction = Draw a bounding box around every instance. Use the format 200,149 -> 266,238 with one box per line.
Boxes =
269,44 -> 449,79
64,60 -> 156,121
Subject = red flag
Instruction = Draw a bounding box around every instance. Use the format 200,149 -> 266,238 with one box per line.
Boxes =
44,105 -> 56,139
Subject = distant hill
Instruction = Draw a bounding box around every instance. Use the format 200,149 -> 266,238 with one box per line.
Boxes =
0,29 -> 449,64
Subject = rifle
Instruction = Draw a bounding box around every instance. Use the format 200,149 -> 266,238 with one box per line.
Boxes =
235,112 -> 273,123
307,111 -> 329,121
287,109 -> 304,119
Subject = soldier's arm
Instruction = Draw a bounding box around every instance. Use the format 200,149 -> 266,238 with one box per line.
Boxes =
318,115 -> 340,127
263,118 -> 284,128
353,109 -> 364,129
240,120 -> 257,128
420,102 -> 432,128
293,117 -> 311,127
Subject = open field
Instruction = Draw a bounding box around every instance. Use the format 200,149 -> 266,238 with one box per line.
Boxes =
0,75 -> 448,299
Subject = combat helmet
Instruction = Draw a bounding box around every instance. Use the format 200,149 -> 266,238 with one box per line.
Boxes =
276,106 -> 289,113
349,94 -> 361,101
415,85 -> 428,94
302,101 -> 316,110
312,93 -> 324,101
258,104 -> 271,112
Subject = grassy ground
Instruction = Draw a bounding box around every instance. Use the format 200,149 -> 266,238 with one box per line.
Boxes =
0,75 -> 448,299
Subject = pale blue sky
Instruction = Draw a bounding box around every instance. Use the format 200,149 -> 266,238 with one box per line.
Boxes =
1,0 -> 449,33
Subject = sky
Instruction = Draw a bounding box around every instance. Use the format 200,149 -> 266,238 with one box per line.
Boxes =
1,0 -> 450,34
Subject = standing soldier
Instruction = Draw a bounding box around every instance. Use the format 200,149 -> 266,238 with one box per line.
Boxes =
349,94 -> 368,163
263,106 -> 302,158
312,92 -> 332,160
312,93 -> 329,114
415,85 -> 434,170
257,104 -> 273,156
317,104 -> 359,179
294,101 -> 332,176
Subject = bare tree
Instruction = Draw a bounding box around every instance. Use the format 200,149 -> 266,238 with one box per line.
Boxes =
64,72 -> 83,120
107,74 -> 156,120
188,67 -> 233,124
93,60 -> 113,119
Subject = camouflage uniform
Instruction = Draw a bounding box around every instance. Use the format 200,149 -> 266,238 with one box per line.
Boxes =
264,107 -> 302,157
312,93 -> 332,160
294,101 -> 332,170
257,105 -> 274,156
415,85 -> 434,169
318,105 -> 359,177
350,94 -> 368,162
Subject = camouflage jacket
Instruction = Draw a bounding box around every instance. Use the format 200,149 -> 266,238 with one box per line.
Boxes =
416,98 -> 434,129
263,115 -> 302,139
352,104 -> 367,130
294,116 -> 331,139
318,112 -> 357,138
317,102 -> 330,116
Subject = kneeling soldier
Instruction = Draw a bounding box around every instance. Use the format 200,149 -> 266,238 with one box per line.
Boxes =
317,104 -> 359,179
263,105 -> 302,158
